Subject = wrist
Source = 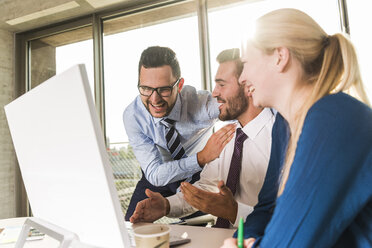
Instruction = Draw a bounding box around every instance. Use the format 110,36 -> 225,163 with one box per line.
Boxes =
228,200 -> 238,223
197,151 -> 206,168
165,199 -> 170,215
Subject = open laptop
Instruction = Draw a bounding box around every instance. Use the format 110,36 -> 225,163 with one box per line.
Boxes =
5,65 -> 134,247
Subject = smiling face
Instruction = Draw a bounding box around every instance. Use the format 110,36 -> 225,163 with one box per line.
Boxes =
139,65 -> 182,118
239,43 -> 277,108
212,61 -> 248,121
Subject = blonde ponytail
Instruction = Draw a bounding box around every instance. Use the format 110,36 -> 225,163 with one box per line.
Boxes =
279,33 -> 370,196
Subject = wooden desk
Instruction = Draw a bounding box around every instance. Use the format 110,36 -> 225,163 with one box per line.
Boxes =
0,218 -> 235,248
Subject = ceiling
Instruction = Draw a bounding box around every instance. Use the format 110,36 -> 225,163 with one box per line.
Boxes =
0,0 -> 152,33
0,0 -> 255,34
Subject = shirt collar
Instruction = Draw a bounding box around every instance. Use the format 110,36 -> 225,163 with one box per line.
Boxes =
241,108 -> 274,139
153,94 -> 182,124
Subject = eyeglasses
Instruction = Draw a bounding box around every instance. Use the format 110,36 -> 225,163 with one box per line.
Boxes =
138,78 -> 180,97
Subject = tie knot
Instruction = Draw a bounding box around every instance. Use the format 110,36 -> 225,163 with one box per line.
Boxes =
161,118 -> 175,128
235,128 -> 248,143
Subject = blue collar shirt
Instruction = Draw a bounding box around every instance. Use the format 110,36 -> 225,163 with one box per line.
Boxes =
123,85 -> 219,186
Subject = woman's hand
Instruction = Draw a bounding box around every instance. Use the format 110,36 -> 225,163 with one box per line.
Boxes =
220,237 -> 256,248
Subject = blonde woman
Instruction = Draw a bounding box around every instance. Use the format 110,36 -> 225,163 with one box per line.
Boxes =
222,8 -> 372,248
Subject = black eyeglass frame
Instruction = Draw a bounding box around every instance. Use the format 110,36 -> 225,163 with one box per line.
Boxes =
138,78 -> 181,97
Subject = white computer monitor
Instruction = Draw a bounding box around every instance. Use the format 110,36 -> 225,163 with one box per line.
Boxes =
5,65 -> 131,248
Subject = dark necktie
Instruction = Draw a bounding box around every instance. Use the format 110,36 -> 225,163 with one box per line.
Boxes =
161,118 -> 186,160
214,128 -> 248,228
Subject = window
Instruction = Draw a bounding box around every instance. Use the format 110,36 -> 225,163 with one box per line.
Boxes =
56,40 -> 94,96
102,2 -> 201,221
347,0 -> 372,101
207,0 -> 341,87
29,26 -> 93,92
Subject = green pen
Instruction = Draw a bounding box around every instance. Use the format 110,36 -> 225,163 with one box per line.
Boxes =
238,217 -> 244,248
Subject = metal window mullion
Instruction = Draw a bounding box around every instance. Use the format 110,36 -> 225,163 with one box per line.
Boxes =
93,14 -> 107,145
338,0 -> 350,35
23,39 -> 32,217
197,0 -> 212,91
25,40 -> 31,92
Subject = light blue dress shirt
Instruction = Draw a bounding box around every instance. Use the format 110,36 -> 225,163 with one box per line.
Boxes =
123,85 -> 219,186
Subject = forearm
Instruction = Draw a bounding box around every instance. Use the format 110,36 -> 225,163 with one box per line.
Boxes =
125,118 -> 202,186
144,155 -> 201,186
131,142 -> 201,186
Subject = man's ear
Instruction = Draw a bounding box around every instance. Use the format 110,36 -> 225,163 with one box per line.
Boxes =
178,78 -> 184,93
275,47 -> 290,72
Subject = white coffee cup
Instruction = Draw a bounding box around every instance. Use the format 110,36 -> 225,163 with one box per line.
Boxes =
133,224 -> 170,248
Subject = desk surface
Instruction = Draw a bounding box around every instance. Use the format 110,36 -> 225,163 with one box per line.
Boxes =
0,218 -> 235,248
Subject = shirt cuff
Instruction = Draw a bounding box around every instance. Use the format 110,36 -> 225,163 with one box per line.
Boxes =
187,153 -> 202,172
166,193 -> 185,217
233,201 -> 254,227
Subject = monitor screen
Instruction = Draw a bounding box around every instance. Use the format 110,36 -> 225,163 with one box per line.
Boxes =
5,65 -> 130,248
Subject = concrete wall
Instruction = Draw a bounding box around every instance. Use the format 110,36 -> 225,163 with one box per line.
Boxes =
0,28 -> 16,218
0,32 -> 57,219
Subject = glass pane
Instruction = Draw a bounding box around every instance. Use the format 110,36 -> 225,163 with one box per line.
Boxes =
30,26 -> 94,96
103,2 -> 200,222
347,0 -> 372,101
207,0 -> 341,88
207,0 -> 341,130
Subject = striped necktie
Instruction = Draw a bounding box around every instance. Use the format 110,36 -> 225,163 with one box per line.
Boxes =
161,118 -> 186,160
214,128 -> 248,228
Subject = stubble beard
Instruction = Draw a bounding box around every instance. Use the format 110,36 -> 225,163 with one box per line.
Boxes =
218,87 -> 248,121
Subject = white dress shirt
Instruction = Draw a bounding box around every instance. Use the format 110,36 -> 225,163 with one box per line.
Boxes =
167,108 -> 275,227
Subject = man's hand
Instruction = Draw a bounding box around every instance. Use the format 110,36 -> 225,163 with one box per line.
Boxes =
220,237 -> 256,248
197,123 -> 236,167
180,180 -> 238,223
130,189 -> 170,223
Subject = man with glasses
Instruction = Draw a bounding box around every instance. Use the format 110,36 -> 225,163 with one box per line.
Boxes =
124,46 -> 236,220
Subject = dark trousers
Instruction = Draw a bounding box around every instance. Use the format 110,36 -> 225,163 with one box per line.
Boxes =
125,171 -> 201,221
